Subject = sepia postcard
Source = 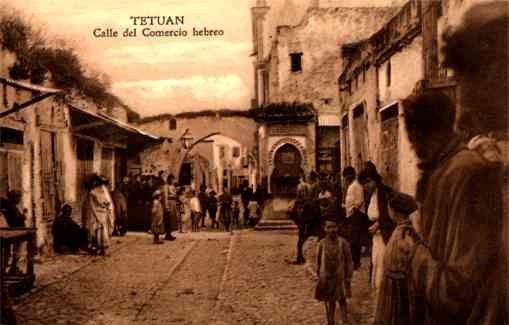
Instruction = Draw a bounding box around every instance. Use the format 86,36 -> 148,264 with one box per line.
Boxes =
0,0 -> 507,324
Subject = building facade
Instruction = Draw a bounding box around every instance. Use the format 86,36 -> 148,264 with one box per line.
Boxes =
337,0 -> 490,196
251,0 -> 403,183
0,47 -> 157,255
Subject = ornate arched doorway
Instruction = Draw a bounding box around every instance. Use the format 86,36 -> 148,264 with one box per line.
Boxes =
270,143 -> 304,195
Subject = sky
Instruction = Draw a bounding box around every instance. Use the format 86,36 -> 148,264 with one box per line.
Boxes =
5,0 -> 255,117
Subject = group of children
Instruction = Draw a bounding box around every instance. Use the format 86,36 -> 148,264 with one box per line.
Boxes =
315,190 -> 420,325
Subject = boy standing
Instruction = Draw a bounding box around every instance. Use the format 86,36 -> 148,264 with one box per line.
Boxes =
315,220 -> 353,325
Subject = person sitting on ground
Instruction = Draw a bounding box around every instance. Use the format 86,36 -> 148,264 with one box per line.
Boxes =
315,220 -> 353,325
53,204 -> 87,254
151,190 -> 165,244
374,191 -> 423,325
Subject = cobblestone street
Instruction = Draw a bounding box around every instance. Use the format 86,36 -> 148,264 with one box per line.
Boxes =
13,230 -> 374,324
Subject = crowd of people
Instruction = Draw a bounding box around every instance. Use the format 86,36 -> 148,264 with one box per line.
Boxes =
309,3 -> 508,324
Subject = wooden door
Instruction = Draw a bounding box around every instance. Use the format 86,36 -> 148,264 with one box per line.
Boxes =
40,131 -> 58,221
380,104 -> 399,189
76,138 -> 94,208
100,148 -> 114,190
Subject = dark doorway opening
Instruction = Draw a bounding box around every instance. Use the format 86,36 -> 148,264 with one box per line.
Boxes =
271,143 -> 303,195
179,162 -> 192,186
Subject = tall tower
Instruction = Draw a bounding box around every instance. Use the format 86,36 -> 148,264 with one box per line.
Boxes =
309,0 -> 320,9
251,0 -> 270,108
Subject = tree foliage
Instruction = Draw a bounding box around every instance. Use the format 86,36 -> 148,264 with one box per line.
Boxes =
0,8 -> 139,119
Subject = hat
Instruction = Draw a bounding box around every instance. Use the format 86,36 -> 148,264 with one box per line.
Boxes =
152,190 -> 162,198
388,192 -> 418,215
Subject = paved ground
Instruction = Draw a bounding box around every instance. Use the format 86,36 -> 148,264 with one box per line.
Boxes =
13,230 -> 374,324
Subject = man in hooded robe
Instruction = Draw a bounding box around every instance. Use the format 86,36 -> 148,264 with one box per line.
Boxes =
83,175 -> 115,255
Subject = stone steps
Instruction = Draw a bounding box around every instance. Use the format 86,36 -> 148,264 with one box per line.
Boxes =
255,219 -> 298,231
255,197 -> 297,231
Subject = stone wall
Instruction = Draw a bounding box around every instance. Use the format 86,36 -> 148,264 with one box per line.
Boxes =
269,7 -> 399,115
136,115 -> 258,153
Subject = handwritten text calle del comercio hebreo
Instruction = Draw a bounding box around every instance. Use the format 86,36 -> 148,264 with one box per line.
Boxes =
92,16 -> 224,38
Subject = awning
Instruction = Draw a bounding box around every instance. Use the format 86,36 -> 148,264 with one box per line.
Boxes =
318,114 -> 340,126
0,77 -> 61,119
379,100 -> 398,112
68,104 -> 160,152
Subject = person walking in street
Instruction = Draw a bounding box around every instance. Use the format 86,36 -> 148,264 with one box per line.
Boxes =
112,183 -> 128,236
151,190 -> 165,244
232,201 -> 240,229
189,189 -> 201,232
240,181 -> 252,227
219,187 -> 233,233
374,191 -> 423,325
176,186 -> 185,233
82,174 -> 115,256
358,163 -> 395,310
207,190 -> 218,229
315,220 -> 353,325
159,174 -> 177,241
198,184 -> 208,228
342,167 -> 364,270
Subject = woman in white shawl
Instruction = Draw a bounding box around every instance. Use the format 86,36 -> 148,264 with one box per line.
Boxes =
83,174 -> 115,255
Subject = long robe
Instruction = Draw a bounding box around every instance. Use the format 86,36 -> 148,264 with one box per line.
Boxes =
84,185 -> 115,251
375,220 -> 424,325
159,184 -> 179,231
410,139 -> 507,325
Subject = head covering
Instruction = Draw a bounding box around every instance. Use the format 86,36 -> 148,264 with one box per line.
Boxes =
152,189 -> 162,198
324,220 -> 338,227
388,192 -> 418,215
358,162 -> 382,185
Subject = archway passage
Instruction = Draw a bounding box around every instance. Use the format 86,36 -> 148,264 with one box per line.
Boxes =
179,162 -> 192,186
271,143 -> 303,195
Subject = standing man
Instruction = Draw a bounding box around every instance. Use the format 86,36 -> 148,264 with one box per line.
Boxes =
218,187 -> 233,232
240,180 -> 252,227
198,184 -> 208,228
403,91 -> 506,324
160,174 -> 177,241
402,4 -> 508,324
342,166 -> 364,270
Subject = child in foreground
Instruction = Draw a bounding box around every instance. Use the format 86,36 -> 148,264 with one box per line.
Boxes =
374,191 -> 424,325
315,220 -> 353,325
